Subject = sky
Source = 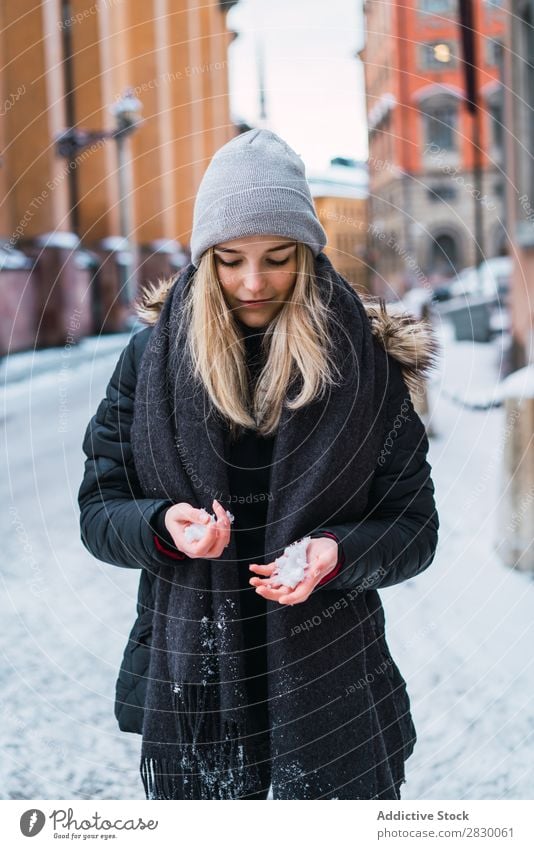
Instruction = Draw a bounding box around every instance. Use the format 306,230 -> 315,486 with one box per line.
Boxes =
226,0 -> 367,173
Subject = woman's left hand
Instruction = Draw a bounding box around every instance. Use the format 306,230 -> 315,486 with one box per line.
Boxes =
248,537 -> 338,605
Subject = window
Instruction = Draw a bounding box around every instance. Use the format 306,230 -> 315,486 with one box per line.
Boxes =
427,184 -> 457,202
494,181 -> 505,201
420,40 -> 457,70
422,102 -> 459,150
485,38 -> 504,67
420,0 -> 456,13
488,96 -> 504,150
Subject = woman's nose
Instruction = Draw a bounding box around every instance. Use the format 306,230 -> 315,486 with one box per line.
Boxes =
242,269 -> 267,293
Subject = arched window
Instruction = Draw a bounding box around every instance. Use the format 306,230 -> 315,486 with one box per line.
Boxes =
422,100 -> 459,150
414,85 -> 462,154
483,80 -> 504,155
430,231 -> 460,275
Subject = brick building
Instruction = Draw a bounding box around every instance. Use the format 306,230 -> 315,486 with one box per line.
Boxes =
0,0 -> 238,353
502,0 -> 534,369
360,0 -> 506,299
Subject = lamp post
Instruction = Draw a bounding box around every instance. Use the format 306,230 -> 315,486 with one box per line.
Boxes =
55,87 -> 143,304
458,0 -> 484,288
109,89 -> 143,303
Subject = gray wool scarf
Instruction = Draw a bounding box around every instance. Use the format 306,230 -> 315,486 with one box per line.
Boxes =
130,252 -> 406,800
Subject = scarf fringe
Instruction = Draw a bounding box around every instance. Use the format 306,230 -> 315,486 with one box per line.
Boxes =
141,681 -> 262,800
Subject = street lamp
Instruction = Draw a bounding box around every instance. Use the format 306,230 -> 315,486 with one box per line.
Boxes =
458,0 -> 484,288
109,89 -> 143,303
55,87 -> 143,304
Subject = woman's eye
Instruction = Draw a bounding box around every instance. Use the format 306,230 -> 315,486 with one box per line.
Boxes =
217,258 -> 241,267
215,256 -> 290,268
265,257 -> 290,266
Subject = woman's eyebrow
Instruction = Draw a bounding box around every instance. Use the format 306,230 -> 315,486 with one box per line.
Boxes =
214,242 -> 296,255
266,242 -> 296,252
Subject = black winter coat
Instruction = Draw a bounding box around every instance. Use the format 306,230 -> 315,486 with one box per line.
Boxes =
78,301 -> 439,736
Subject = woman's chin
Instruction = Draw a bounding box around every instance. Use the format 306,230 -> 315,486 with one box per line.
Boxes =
236,307 -> 275,326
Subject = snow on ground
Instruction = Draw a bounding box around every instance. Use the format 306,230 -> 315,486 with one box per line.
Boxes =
1,321 -> 533,800
2,344 -> 145,800
383,321 -> 534,800
1,332 -> 130,387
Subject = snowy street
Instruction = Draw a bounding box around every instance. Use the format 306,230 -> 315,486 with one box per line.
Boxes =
1,323 -> 533,800
390,325 -> 534,800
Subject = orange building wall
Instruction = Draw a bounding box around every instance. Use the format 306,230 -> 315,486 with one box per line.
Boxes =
1,0 -> 237,251
0,0 -> 7,239
2,1 -> 72,241
69,0 -> 121,242
364,0 -> 505,177
362,0 -> 506,294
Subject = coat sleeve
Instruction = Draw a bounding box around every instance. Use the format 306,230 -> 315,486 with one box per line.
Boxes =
77,328 -> 186,570
315,358 -> 439,592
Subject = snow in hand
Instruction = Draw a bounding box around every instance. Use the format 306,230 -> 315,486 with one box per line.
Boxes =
270,536 -> 312,589
184,507 -> 235,543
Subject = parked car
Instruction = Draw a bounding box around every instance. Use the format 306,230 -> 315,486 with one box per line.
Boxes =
402,286 -> 433,319
431,284 -> 454,302
449,265 -> 477,297
481,256 -> 512,299
450,257 -> 512,300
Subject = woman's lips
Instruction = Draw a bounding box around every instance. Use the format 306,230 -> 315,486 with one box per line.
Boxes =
238,298 -> 271,307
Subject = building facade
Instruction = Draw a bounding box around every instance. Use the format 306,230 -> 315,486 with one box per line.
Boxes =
309,159 -> 369,293
361,0 -> 506,299
0,0 -> 238,351
502,0 -> 534,368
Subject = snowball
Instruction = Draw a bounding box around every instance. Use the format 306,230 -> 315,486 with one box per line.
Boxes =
184,508 -> 235,543
270,536 -> 312,589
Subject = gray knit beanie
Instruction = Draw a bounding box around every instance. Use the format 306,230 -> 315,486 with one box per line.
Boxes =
189,128 -> 327,267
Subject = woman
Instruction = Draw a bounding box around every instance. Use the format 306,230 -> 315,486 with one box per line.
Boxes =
78,128 -> 439,801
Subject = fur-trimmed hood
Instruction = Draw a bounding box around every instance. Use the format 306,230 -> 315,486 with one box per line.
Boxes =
135,272 -> 440,400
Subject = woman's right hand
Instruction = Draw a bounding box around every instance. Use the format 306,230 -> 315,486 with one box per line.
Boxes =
163,499 -> 232,559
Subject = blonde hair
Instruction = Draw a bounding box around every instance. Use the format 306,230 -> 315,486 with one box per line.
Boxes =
178,242 -> 343,438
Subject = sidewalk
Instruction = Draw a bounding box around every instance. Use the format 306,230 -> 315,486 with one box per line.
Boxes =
1,330 -> 139,388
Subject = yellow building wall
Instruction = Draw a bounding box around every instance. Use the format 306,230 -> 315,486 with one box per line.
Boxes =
314,196 -> 369,293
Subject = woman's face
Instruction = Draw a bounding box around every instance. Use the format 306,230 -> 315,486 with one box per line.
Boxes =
213,234 -> 298,326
